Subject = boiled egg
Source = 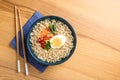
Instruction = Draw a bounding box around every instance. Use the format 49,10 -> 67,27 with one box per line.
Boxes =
50,35 -> 66,48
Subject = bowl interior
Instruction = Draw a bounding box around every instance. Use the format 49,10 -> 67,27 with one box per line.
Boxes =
26,16 -> 77,65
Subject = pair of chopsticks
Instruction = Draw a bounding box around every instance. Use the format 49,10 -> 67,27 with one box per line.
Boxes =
14,5 -> 29,76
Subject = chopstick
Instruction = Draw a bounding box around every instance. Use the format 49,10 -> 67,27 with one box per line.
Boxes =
17,8 -> 29,76
14,5 -> 21,73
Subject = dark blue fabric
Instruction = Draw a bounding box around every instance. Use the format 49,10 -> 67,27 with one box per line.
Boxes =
10,11 -> 48,72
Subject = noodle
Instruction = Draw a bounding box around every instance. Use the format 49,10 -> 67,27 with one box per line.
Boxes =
30,19 -> 73,63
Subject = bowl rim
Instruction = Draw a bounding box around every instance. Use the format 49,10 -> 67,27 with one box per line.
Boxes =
26,15 -> 77,65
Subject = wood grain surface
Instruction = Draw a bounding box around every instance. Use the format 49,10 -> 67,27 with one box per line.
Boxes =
0,0 -> 120,80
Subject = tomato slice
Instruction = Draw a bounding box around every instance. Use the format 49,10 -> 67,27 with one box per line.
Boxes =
38,38 -> 42,43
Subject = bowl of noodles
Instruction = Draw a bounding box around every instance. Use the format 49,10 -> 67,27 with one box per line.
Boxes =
26,16 -> 76,65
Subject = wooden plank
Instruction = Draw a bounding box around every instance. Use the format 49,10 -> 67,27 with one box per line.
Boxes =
0,66 -> 41,80
0,0 -> 120,79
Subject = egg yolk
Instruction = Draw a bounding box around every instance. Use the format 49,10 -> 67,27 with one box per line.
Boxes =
51,38 -> 62,47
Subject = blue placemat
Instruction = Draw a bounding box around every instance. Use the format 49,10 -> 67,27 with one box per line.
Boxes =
10,11 -> 48,72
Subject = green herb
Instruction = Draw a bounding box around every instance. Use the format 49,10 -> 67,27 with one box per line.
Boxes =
44,41 -> 51,50
49,24 -> 56,34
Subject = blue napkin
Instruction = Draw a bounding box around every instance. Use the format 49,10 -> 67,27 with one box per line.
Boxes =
10,11 -> 48,72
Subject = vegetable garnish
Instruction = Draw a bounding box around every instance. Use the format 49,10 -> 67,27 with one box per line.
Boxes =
44,41 -> 51,50
49,24 -> 56,34
38,24 -> 57,50
38,38 -> 46,48
41,28 -> 50,38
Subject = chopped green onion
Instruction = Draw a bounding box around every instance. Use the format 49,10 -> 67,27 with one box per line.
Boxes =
49,24 -> 56,34
44,41 -> 51,50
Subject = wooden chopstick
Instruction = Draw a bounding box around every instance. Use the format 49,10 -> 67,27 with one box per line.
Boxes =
14,5 -> 21,73
17,8 -> 29,76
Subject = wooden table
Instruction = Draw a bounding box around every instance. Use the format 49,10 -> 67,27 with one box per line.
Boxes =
1,0 -> 120,80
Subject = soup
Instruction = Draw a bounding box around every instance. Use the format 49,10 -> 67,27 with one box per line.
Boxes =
30,19 -> 73,63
